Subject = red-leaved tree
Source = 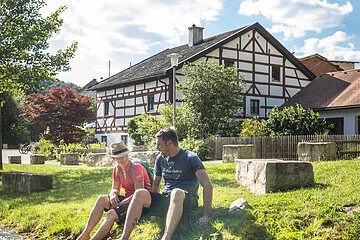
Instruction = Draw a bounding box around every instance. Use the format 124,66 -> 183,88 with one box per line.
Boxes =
22,87 -> 96,144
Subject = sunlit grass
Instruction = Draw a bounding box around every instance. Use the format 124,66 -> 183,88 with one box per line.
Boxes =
1,160 -> 360,239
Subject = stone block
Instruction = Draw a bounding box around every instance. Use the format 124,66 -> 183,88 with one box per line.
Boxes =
222,144 -> 255,163
130,151 -> 159,167
8,155 -> 21,164
235,159 -> 314,195
85,153 -> 114,167
298,142 -> 337,161
2,172 -> 53,193
30,154 -> 45,164
60,153 -> 79,165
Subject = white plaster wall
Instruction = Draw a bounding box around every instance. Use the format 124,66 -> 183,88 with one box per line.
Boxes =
255,54 -> 268,63
268,45 -> 280,55
239,52 -> 252,61
285,78 -> 300,86
116,109 -> 124,116
319,108 -> 360,135
239,62 -> 252,72
267,98 -> 285,108
98,103 -> 104,117
125,98 -> 134,106
256,84 -> 268,95
136,106 -> 144,114
207,49 -> 220,58
255,64 -> 268,73
98,91 -> 105,98
125,108 -> 134,115
270,85 -> 282,96
224,38 -> 239,48
254,73 -> 268,83
125,86 -> 134,93
145,81 -> 156,89
116,87 -> 123,94
270,56 -> 282,65
223,49 -> 237,59
286,87 -> 301,97
106,89 -> 115,96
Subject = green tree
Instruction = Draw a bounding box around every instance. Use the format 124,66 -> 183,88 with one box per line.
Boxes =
0,0 -> 77,169
1,92 -> 30,147
179,61 -> 245,139
264,104 -> 330,136
22,87 -> 95,144
127,113 -> 165,149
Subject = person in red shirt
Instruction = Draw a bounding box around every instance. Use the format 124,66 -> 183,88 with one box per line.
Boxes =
77,141 -> 152,240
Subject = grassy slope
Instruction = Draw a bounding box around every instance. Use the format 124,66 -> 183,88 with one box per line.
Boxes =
0,160 -> 360,240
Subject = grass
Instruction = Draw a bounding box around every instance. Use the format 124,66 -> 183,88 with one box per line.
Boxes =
0,160 -> 360,239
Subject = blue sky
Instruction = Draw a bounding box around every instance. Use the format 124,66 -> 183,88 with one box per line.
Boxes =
43,0 -> 360,87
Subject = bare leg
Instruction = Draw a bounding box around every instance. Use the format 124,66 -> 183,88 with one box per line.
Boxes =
77,195 -> 111,240
119,189 -> 151,240
161,188 -> 185,240
91,209 -> 118,240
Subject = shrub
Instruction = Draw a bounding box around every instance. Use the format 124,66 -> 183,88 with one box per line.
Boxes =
180,138 -> 211,161
240,116 -> 267,137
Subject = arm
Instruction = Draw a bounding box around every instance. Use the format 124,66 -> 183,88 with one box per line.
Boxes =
195,169 -> 213,224
109,179 -> 121,207
151,175 -> 161,193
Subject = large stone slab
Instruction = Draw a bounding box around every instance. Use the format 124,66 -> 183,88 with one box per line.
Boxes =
298,142 -> 337,161
235,159 -> 314,195
8,155 -> 21,164
60,153 -> 79,165
2,172 -> 53,193
30,154 -> 45,164
222,144 -> 255,163
85,153 -> 114,167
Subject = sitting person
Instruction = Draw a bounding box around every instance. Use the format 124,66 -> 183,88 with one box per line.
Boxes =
77,141 -> 152,240
114,128 -> 213,240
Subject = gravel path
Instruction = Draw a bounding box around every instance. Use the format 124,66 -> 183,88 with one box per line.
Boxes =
0,226 -> 23,240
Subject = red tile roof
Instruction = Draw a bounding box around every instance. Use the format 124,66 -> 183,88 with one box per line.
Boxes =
283,69 -> 360,110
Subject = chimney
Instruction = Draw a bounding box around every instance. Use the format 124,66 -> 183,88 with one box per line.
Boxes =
188,24 -> 204,47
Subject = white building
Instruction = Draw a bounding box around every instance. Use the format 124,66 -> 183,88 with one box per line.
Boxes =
90,22 -> 315,145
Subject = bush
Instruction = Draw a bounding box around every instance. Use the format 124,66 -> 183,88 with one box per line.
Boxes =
240,116 -> 267,137
180,138 -> 211,161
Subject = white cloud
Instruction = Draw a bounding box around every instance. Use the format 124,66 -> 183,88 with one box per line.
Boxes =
42,0 -> 224,85
294,31 -> 360,62
238,0 -> 353,39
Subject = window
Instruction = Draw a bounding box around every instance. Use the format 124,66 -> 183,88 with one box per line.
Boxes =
121,135 -> 128,145
101,136 -> 108,146
104,102 -> 110,116
224,60 -> 234,68
250,99 -> 260,115
271,65 -> 281,82
147,95 -> 155,111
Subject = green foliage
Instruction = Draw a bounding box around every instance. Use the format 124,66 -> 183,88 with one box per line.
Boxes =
127,113 -> 166,149
0,92 -> 30,147
240,116 -> 267,137
158,103 -> 192,140
21,87 -> 96,144
0,0 -> 77,96
179,138 -> 211,160
179,61 -> 245,139
2,160 -> 360,239
264,104 -> 330,136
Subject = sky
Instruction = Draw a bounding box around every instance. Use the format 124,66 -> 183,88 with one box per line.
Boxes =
43,0 -> 360,87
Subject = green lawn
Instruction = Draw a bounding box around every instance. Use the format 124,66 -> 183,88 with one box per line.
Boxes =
1,160 -> 360,240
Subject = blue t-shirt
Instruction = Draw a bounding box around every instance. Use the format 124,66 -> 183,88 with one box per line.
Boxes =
154,148 -> 205,200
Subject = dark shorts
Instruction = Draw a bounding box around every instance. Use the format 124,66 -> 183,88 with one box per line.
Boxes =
104,195 -> 129,224
141,190 -> 197,223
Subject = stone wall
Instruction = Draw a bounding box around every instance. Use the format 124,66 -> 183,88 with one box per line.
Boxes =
130,151 -> 159,167
235,159 -> 314,194
297,142 -> 337,161
2,172 -> 53,193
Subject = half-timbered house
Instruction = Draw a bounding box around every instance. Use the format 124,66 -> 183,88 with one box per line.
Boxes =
90,22 -> 315,145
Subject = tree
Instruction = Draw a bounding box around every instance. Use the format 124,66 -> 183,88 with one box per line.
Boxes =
264,104 -> 330,136
22,87 -> 95,144
127,113 -> 165,149
1,92 -> 30,147
0,0 -> 77,169
179,61 -> 245,139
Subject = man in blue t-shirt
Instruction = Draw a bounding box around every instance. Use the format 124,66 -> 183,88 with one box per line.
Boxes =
115,128 -> 213,240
